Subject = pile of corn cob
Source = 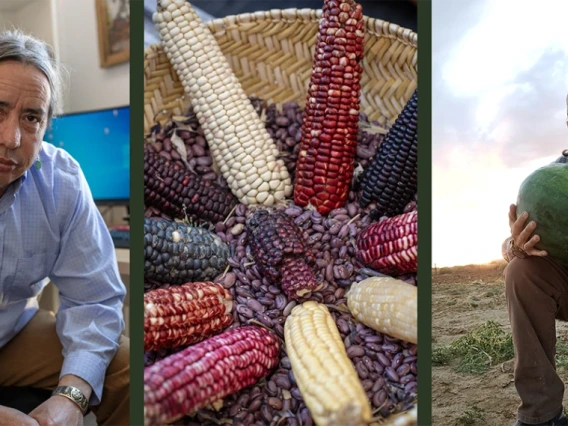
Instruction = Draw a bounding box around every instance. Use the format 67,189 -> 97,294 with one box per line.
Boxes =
144,0 -> 418,425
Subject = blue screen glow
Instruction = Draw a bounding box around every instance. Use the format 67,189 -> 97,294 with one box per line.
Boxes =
45,106 -> 130,202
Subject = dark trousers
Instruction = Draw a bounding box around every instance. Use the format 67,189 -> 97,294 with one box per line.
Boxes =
505,256 -> 568,424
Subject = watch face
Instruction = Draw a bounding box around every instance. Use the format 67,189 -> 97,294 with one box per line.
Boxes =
71,388 -> 83,400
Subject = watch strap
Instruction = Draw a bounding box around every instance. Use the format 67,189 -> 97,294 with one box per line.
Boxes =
509,239 -> 527,259
52,385 -> 89,414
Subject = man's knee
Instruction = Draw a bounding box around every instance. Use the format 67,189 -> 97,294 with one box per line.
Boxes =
115,335 -> 129,368
107,335 -> 129,381
505,256 -> 547,298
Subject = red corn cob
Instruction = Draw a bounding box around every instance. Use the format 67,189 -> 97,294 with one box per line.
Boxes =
144,282 -> 233,352
247,209 -> 322,299
356,211 -> 417,276
144,326 -> 280,425
294,0 -> 365,215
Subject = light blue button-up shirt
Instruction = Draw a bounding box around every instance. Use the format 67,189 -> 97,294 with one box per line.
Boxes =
0,141 -> 126,405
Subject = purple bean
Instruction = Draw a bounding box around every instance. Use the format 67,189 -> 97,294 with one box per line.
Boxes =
404,381 -> 418,394
377,353 -> 391,367
236,204 -> 247,217
290,388 -> 303,401
347,345 -> 365,358
373,389 -> 387,407
385,367 -> 400,383
202,172 -> 218,181
356,361 -> 369,379
222,272 -> 236,288
372,377 -> 386,392
283,301 -> 297,316
285,206 -> 303,217
275,294 -> 287,309
274,376 -> 292,390
392,353 -> 404,369
396,363 -> 411,377
236,305 -> 254,318
325,264 -> 334,282
347,203 -> 358,217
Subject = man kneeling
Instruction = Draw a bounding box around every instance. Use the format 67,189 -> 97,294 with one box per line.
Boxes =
0,30 -> 129,426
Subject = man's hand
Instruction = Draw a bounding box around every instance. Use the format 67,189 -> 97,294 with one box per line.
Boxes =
0,405 -> 40,426
508,204 -> 548,257
28,396 -> 84,426
29,375 -> 91,426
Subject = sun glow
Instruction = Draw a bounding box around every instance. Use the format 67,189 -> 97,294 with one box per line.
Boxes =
432,0 -> 567,267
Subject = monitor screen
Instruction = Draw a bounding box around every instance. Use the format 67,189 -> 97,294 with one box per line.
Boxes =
45,106 -> 130,204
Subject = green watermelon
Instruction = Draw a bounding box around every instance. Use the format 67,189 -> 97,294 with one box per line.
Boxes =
516,162 -> 568,266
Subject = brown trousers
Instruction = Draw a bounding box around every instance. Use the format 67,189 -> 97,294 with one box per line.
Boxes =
0,309 -> 130,426
505,255 -> 568,424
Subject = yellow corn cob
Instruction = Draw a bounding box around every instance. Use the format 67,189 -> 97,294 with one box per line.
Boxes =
153,0 -> 292,206
347,277 -> 417,344
284,301 -> 371,426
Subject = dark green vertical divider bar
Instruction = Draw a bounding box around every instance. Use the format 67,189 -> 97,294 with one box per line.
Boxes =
130,1 -> 144,425
417,0 -> 432,424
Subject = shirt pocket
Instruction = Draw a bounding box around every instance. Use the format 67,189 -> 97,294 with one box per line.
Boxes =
4,253 -> 54,303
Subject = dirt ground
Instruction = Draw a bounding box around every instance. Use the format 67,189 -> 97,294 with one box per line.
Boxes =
432,260 -> 568,426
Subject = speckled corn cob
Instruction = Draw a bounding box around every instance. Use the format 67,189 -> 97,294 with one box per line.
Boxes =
285,302 -> 371,426
294,0 -> 364,215
357,210 -> 417,276
144,281 -> 233,352
144,217 -> 231,285
153,0 -> 292,206
144,325 -> 280,425
144,148 -> 238,224
347,276 -> 417,344
359,90 -> 418,218
247,209 -> 322,299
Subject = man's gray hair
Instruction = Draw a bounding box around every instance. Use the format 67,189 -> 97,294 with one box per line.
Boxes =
0,29 -> 66,122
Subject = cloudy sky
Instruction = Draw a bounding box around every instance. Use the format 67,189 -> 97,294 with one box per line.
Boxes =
432,0 -> 568,267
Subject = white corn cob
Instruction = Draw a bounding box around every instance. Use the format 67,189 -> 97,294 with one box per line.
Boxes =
153,0 -> 293,206
347,276 -> 417,344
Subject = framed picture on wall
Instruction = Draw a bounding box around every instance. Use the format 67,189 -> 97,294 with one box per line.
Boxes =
95,0 -> 130,67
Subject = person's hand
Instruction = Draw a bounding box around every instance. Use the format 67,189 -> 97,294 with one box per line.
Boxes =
0,405 -> 40,426
508,204 -> 548,257
28,396 -> 84,426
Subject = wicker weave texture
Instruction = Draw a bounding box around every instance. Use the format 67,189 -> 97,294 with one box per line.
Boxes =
144,8 -> 417,135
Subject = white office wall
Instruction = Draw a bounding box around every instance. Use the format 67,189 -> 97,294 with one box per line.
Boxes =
16,1 -> 55,48
0,11 -> 19,32
54,0 -> 129,114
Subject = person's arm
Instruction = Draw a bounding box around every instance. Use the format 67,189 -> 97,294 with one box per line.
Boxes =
53,170 -> 125,404
41,166 -> 125,414
501,236 -> 514,263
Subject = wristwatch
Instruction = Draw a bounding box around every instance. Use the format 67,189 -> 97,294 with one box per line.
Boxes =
52,385 -> 89,415
509,239 -> 527,259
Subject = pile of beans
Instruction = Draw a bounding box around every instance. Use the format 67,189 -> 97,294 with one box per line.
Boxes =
144,100 -> 418,426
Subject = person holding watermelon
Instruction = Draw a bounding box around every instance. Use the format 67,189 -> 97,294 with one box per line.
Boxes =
503,147 -> 568,426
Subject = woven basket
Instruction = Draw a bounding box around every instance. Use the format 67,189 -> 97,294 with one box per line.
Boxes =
143,8 -> 417,135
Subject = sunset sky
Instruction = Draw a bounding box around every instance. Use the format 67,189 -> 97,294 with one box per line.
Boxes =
432,0 -> 568,267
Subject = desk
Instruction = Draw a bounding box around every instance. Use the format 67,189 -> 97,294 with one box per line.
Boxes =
38,249 -> 131,337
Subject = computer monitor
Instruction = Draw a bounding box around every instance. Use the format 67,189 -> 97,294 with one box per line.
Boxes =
45,106 -> 130,205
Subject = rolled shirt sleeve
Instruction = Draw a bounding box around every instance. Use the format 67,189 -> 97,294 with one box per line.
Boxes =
502,236 -> 513,263
49,166 -> 125,405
